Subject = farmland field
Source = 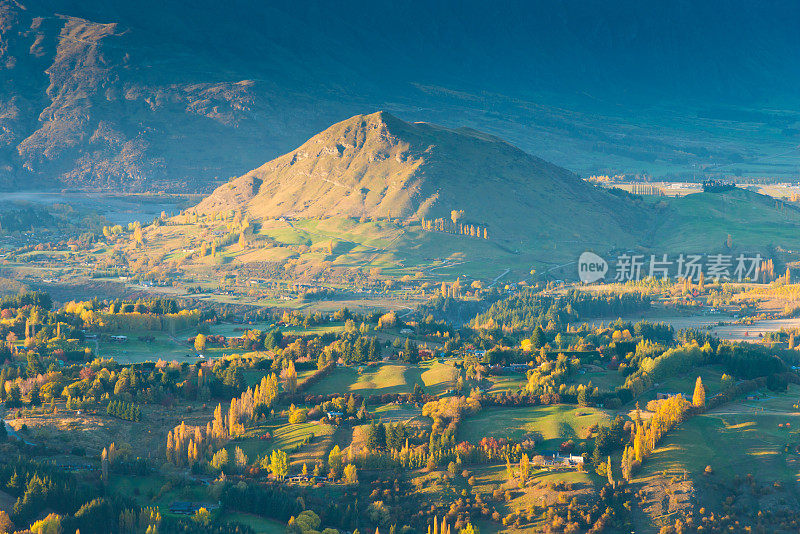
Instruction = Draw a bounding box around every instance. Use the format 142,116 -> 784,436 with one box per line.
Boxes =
565,365 -> 625,392
90,333 -> 197,364
485,374 -> 528,394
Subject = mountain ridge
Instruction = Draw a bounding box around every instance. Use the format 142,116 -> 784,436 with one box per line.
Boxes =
2,0 -> 800,191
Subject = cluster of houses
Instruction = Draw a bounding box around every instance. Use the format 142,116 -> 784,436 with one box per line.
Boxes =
539,452 -> 585,467
83,331 -> 127,343
287,474 -> 331,484
488,363 -> 529,375
465,348 -> 486,358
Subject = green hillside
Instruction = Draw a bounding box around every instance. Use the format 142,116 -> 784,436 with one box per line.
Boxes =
647,188 -> 800,254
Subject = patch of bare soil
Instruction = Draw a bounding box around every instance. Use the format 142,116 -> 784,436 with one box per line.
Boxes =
632,471 -> 695,533
6,400 -> 215,462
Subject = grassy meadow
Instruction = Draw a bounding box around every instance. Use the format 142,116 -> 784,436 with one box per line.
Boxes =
638,384 -> 800,484
458,405 -> 613,451
304,360 -> 459,397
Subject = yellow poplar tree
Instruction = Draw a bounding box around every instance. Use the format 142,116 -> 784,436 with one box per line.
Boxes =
692,376 -> 706,408
519,453 -> 530,481
283,361 -> 298,394
634,424 -> 645,463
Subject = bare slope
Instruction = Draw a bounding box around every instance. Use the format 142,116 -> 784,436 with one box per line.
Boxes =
194,112 -> 642,248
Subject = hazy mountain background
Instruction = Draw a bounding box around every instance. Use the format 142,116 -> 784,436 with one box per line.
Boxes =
2,0 -> 799,192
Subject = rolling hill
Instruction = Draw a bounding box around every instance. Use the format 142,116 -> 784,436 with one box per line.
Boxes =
650,188 -> 800,254
193,111 -> 644,252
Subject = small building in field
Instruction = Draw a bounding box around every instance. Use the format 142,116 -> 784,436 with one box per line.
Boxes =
169,502 -> 194,515
169,501 -> 219,515
560,453 -> 584,465
542,452 -> 585,466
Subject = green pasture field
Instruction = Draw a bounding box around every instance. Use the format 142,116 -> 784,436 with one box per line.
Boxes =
412,464 -> 595,534
226,514 -> 285,534
565,366 -> 625,392
458,405 -> 613,451
485,374 -> 528,394
280,323 -> 346,335
291,218 -> 401,250
634,364 -> 728,406
373,402 -> 421,422
209,322 -> 273,337
303,360 -> 459,397
177,216 -> 553,281
637,384 -> 800,484
469,463 -> 593,490
650,189 -> 800,253
88,333 -> 199,364
87,328 -> 261,364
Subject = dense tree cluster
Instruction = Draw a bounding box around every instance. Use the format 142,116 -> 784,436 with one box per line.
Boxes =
166,372 -> 280,467
472,289 -> 650,332
106,399 -> 142,421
